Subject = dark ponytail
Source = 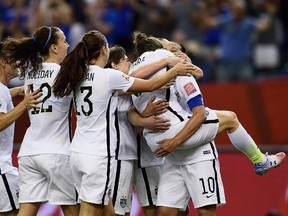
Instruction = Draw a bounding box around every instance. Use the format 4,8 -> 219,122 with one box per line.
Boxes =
133,31 -> 163,57
53,30 -> 107,97
3,37 -> 40,78
53,41 -> 89,97
2,26 -> 60,78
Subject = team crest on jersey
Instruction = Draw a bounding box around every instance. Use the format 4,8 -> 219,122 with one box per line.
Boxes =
183,82 -> 196,95
122,74 -> 130,81
120,196 -> 127,208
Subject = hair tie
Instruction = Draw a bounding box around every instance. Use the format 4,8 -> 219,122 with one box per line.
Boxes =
43,27 -> 52,49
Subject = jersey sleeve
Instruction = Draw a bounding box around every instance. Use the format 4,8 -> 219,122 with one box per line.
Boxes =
0,85 -> 8,113
129,49 -> 174,76
108,69 -> 135,92
176,76 -> 202,104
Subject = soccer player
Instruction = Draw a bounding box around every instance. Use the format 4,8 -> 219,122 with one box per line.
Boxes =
2,26 -> 80,216
0,42 -> 42,216
52,30 -> 195,216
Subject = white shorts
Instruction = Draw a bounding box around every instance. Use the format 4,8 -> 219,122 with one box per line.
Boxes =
134,165 -> 162,207
112,160 -> 137,215
144,108 -> 219,152
0,168 -> 19,212
157,159 -> 226,209
70,152 -> 115,205
18,154 -> 78,205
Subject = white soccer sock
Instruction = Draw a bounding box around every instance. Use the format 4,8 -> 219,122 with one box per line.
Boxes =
228,124 -> 264,164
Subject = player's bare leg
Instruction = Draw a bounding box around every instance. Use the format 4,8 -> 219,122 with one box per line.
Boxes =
103,198 -> 115,216
157,206 -> 178,216
61,204 -> 80,216
196,204 -> 216,216
79,201 -> 104,216
142,205 -> 158,216
17,203 -> 41,216
177,206 -> 189,216
0,209 -> 18,216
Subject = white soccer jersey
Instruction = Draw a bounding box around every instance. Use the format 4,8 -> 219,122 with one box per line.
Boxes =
130,50 -> 218,165
116,95 -> 137,160
137,135 -> 164,168
174,75 -> 202,113
129,49 -> 181,167
0,83 -> 15,174
70,65 -> 135,157
165,76 -> 219,165
18,63 -> 73,157
129,49 -> 192,165
130,49 -> 191,129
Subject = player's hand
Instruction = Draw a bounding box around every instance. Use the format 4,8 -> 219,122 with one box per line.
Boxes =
165,56 -> 182,67
142,115 -> 171,132
23,86 -> 43,109
173,61 -> 195,77
142,96 -> 169,117
173,51 -> 192,63
155,138 -> 180,157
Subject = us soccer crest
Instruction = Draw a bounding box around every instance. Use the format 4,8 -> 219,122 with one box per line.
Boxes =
120,196 -> 127,208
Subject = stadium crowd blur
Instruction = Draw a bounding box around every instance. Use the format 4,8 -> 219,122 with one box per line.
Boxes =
1,0 -> 288,84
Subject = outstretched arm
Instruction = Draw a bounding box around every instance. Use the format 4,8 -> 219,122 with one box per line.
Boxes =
128,61 -> 194,92
130,56 -> 181,79
0,86 -> 42,131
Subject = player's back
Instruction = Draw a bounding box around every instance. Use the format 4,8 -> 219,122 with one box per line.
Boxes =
70,65 -> 134,157
19,63 -> 72,157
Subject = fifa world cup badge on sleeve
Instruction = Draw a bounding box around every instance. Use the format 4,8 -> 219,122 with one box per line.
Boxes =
184,82 -> 196,95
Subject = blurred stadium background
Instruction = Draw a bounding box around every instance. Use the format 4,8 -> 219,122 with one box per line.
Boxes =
2,0 -> 288,215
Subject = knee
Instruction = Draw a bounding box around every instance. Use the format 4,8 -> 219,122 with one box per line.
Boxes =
220,111 -> 239,133
227,111 -> 240,133
226,111 -> 239,125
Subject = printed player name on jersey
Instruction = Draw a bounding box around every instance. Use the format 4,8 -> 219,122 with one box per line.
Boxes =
86,72 -> 94,81
132,56 -> 146,67
27,70 -> 54,79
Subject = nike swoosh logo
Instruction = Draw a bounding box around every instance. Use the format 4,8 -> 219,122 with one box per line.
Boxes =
206,194 -> 213,198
